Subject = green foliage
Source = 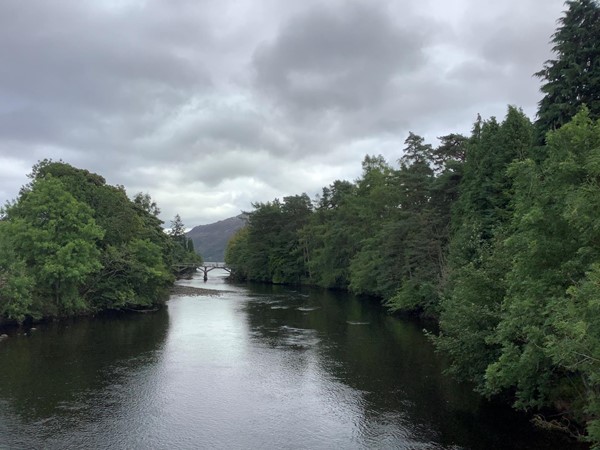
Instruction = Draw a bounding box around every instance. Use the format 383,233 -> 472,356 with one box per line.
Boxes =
0,222 -> 34,322
548,265 -> 600,447
169,214 -> 186,240
482,109 -> 600,443
0,161 -> 181,320
225,4 -> 600,442
169,214 -> 203,270
87,239 -> 173,309
307,180 -> 358,289
3,1 -> 596,441
437,107 -> 534,380
225,195 -> 312,284
535,0 -> 600,140
225,227 -> 250,279
4,176 -> 104,315
382,133 -> 465,316
227,134 -> 465,318
133,192 -> 161,217
435,108 -> 600,445
228,111 -> 600,446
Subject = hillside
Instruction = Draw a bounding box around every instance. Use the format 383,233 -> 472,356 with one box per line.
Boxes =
186,215 -> 246,262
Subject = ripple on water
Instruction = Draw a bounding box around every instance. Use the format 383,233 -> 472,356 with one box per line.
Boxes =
278,325 -> 320,349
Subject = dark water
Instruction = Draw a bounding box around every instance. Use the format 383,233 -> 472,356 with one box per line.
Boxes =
0,272 -> 584,449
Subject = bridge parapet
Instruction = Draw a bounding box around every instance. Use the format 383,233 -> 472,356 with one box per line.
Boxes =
172,262 -> 232,280
199,262 -> 231,280
204,262 -> 228,268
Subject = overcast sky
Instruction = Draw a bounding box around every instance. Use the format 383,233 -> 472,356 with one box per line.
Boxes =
0,0 -> 566,227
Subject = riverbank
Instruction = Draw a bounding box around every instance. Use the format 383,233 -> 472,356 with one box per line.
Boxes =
0,284 -> 223,335
169,284 -> 226,297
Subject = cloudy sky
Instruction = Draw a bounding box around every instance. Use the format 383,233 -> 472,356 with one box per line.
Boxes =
1,0 -> 566,227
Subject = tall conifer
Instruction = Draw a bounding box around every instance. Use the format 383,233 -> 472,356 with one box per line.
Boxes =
535,0 -> 600,140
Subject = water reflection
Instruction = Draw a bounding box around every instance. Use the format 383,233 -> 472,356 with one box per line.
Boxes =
239,282 -> 582,450
0,274 -> 586,450
0,309 -> 169,448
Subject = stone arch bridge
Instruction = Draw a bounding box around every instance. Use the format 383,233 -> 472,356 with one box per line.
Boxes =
173,262 -> 231,281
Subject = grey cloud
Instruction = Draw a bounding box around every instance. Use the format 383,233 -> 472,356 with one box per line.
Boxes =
175,152 -> 270,188
0,108 -> 63,144
170,103 -> 281,156
0,5 -> 210,109
253,2 -> 431,113
0,0 -> 213,157
454,0 -> 565,106
0,0 -> 571,227
248,0 -> 559,151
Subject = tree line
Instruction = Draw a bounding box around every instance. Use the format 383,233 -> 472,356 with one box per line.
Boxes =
225,0 -> 600,445
0,160 -> 201,323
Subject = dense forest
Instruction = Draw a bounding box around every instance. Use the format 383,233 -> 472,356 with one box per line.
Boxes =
226,0 -> 600,446
0,161 -> 201,323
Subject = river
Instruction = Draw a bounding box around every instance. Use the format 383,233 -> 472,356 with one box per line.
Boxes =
0,271 -> 585,449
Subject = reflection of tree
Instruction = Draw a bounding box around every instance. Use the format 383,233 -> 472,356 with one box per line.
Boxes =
0,309 -> 168,424
240,284 -> 574,449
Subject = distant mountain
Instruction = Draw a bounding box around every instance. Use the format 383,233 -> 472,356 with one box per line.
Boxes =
186,215 -> 246,262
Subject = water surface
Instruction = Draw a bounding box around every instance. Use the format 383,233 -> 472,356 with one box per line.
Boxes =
0,271 -> 583,449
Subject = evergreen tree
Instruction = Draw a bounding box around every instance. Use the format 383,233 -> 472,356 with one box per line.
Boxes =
226,195 -> 312,284
133,192 -> 161,217
169,214 -> 186,240
535,0 -> 600,140
306,180 -> 359,289
485,109 -> 600,444
169,214 -> 203,270
349,156 -> 399,297
225,227 -> 250,279
436,107 -> 534,383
